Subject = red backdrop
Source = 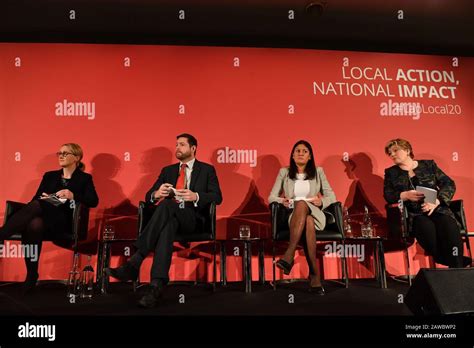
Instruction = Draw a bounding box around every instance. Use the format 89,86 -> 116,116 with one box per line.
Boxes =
0,43 -> 472,282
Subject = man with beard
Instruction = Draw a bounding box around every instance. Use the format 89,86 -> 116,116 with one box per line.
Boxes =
107,133 -> 222,308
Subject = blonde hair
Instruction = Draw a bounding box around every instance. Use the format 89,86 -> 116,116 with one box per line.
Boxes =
384,138 -> 414,159
62,143 -> 85,171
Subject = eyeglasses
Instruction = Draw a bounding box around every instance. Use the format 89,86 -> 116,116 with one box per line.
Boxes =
56,152 -> 74,157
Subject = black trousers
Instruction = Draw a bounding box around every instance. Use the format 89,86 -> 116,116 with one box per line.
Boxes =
412,213 -> 464,268
134,199 -> 196,282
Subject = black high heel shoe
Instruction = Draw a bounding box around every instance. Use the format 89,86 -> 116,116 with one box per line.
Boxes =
309,285 -> 325,296
276,259 -> 294,275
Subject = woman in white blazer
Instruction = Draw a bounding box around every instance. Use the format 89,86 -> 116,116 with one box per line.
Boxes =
268,140 -> 336,294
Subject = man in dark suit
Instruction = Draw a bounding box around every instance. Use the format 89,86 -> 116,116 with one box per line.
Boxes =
107,133 -> 222,308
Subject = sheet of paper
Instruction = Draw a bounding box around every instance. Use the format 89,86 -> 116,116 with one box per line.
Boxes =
416,186 -> 437,204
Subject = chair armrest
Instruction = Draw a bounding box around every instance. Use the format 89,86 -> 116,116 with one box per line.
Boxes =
270,202 -> 287,240
4,200 -> 27,225
323,202 -> 343,236
138,201 -> 157,237
208,202 -> 216,240
449,199 -> 467,233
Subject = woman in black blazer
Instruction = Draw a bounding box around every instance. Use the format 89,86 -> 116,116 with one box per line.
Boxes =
383,138 -> 468,268
0,143 -> 99,291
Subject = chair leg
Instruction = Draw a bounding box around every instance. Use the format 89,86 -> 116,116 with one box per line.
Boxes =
377,240 -> 387,289
212,240 -> 217,292
258,239 -> 265,285
71,251 -> 79,267
272,242 -> 276,291
341,241 -> 349,288
464,234 -> 473,261
219,241 -> 227,286
404,241 -> 412,286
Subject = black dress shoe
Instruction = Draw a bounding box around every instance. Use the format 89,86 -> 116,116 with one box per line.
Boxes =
138,285 -> 164,308
106,263 -> 139,282
309,285 -> 325,296
276,259 -> 294,275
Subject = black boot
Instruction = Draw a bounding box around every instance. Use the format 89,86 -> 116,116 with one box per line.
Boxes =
23,253 -> 40,295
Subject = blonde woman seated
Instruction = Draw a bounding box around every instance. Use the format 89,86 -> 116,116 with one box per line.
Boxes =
269,140 -> 336,295
0,143 -> 99,292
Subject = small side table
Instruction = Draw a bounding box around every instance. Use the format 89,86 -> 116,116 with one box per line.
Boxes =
96,238 -> 136,294
219,238 -> 265,293
345,236 -> 387,289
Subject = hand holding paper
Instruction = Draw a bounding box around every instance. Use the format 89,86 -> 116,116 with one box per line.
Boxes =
40,193 -> 67,206
416,186 -> 438,204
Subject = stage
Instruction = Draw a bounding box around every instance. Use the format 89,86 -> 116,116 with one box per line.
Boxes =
2,278 -> 474,345
0,278 -> 411,316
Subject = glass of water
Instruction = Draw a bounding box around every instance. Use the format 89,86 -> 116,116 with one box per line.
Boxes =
361,224 -> 373,238
103,225 -> 115,241
239,225 -> 251,239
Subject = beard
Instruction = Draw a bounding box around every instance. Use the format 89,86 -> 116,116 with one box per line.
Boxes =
176,150 -> 192,160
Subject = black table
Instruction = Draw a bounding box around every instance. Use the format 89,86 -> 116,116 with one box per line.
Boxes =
345,236 -> 387,288
96,238 -> 137,294
218,238 -> 266,293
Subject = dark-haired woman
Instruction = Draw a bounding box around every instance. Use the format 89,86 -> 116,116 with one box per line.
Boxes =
269,140 -> 336,295
0,143 -> 99,291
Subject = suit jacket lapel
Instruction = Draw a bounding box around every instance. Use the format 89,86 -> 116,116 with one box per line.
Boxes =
309,178 -> 316,196
189,160 -> 201,191
55,169 -> 64,191
311,170 -> 322,195
170,163 -> 180,186
68,168 -> 79,191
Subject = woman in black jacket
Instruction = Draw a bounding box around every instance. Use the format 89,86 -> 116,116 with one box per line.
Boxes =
0,143 -> 99,291
383,138 -> 468,268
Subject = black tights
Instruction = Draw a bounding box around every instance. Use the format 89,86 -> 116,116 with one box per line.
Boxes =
0,200 -> 45,280
281,201 -> 321,287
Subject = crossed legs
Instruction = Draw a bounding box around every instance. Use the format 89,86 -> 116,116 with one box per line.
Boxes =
278,201 -> 321,287
0,200 -> 45,286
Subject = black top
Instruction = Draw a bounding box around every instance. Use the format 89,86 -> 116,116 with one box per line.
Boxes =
33,168 -> 99,238
60,177 -> 70,188
383,159 -> 458,227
